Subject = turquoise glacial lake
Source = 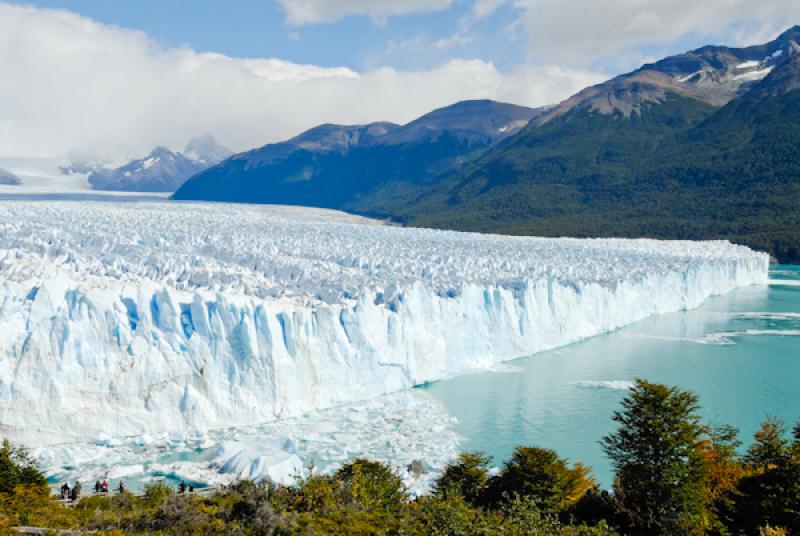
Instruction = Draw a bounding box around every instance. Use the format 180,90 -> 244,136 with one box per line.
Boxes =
420,266 -> 800,488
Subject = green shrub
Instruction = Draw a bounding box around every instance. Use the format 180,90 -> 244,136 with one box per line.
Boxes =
434,452 -> 492,505
143,480 -> 174,504
0,439 -> 47,493
334,458 -> 406,512
483,446 -> 595,511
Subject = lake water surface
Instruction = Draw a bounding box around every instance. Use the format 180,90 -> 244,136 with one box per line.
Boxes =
420,266 -> 800,487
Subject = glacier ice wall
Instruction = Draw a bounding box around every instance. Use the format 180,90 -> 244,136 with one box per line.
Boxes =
0,200 -> 769,445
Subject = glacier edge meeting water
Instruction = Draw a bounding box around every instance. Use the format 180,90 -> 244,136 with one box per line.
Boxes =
0,200 -> 769,446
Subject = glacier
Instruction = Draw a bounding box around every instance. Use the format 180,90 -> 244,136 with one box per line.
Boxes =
0,198 -> 769,446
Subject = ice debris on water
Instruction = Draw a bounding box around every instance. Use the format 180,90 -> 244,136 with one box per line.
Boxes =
32,390 -> 461,496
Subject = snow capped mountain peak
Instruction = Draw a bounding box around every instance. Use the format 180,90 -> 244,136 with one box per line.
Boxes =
535,27 -> 800,123
88,135 -> 231,193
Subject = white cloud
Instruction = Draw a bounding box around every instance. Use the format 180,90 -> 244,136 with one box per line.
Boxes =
473,0 -> 509,19
433,31 -> 474,50
506,0 -> 800,64
277,0 -> 455,25
0,2 -> 603,160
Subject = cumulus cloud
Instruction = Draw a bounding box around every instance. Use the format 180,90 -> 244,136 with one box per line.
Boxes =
505,0 -> 800,64
0,2 -> 603,160
277,0 -> 455,25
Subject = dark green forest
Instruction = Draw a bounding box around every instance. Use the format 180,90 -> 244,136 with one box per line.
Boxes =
389,90 -> 800,264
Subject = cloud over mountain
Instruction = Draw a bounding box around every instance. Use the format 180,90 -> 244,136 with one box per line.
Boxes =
494,0 -> 800,64
0,2 -> 602,161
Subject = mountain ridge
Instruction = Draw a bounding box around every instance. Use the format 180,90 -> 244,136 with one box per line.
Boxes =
172,27 -> 800,262
389,32 -> 800,263
90,135 -> 232,192
535,25 -> 800,124
172,100 -> 541,207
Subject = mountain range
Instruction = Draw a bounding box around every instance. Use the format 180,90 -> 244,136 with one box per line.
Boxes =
172,100 -> 539,209
89,135 -> 231,192
173,27 -> 800,263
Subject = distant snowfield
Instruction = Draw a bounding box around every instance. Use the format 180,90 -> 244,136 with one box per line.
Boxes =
0,192 -> 769,459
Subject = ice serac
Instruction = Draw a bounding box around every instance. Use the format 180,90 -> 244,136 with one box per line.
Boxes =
0,200 -> 769,445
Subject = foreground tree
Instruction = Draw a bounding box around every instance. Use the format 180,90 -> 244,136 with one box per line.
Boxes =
334,458 -> 406,512
602,380 -> 708,534
720,419 -> 800,534
434,451 -> 492,504
745,417 -> 790,470
483,446 -> 595,511
0,439 -> 47,494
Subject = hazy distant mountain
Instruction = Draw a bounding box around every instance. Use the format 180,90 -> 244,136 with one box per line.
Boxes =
0,168 -> 20,185
89,135 -> 232,192
59,157 -> 109,176
172,100 -> 541,208
183,134 -> 235,166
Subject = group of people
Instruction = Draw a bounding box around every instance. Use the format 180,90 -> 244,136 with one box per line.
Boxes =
59,479 -> 196,501
60,481 -> 81,501
59,479 -> 126,501
94,479 -> 125,494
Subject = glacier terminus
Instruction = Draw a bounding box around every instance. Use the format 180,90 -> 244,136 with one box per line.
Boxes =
0,198 -> 769,446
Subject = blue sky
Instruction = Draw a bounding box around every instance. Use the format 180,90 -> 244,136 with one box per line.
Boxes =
2,1 -> 799,159
21,0 -> 529,71
18,0 -> 800,80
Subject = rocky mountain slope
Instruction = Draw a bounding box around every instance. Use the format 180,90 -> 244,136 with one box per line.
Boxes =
173,27 -> 800,262
376,27 -> 800,263
536,26 -> 800,123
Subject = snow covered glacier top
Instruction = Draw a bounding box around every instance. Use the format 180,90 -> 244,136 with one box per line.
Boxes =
0,198 -> 769,446
0,200 -> 767,305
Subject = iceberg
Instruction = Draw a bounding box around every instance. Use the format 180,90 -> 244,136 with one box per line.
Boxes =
0,199 -> 769,445
210,441 -> 305,485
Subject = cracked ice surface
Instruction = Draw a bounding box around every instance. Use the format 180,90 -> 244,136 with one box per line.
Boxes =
0,199 -> 768,445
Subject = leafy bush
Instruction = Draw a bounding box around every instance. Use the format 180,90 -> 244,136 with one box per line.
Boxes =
0,439 -> 46,494
334,458 -> 406,512
483,446 -> 595,511
434,451 -> 492,504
